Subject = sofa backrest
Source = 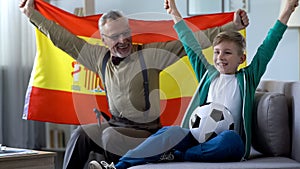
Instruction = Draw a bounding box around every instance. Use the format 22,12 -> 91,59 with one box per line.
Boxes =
257,80 -> 300,162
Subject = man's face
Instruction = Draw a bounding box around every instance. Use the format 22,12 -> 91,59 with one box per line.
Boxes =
213,41 -> 245,74
101,18 -> 133,58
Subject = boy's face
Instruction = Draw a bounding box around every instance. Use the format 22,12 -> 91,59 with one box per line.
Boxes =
213,41 -> 246,74
101,18 -> 133,58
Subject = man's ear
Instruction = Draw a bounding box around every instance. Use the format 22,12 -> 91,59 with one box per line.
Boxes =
102,37 -> 107,46
240,54 -> 246,64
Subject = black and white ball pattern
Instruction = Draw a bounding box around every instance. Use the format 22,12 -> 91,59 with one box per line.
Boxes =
189,103 -> 234,143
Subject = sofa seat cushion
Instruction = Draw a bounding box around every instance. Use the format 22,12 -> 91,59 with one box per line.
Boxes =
129,157 -> 300,169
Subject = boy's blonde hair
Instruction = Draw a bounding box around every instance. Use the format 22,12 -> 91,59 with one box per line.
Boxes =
213,31 -> 246,56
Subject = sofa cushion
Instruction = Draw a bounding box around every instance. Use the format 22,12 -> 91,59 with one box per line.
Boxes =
129,157 -> 300,169
252,92 -> 290,156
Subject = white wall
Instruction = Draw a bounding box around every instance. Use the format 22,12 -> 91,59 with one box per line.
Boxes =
50,0 -> 300,81
247,0 -> 299,81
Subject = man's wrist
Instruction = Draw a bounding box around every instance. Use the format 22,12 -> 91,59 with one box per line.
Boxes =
222,22 -> 238,31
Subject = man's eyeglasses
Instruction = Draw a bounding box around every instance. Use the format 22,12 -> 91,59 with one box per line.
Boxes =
102,30 -> 131,41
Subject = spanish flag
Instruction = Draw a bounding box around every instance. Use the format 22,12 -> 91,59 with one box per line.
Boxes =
22,0 -> 245,125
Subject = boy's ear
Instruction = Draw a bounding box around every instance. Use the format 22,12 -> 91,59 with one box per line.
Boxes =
240,54 -> 246,64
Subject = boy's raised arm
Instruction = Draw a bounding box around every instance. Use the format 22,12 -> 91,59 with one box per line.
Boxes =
164,0 -> 249,29
164,0 -> 182,24
279,0 -> 299,25
165,0 -> 249,49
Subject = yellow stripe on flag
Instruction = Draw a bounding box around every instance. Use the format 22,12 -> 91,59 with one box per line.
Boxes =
34,30 -> 106,95
160,57 -> 198,99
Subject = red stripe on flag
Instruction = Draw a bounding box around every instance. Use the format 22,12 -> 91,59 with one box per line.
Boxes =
26,86 -> 109,124
34,0 -> 234,44
26,86 -> 192,125
160,97 -> 192,126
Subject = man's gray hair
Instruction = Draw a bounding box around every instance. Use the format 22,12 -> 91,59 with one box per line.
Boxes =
98,10 -> 129,32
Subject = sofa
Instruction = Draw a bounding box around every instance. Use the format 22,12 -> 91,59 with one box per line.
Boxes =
90,80 -> 300,169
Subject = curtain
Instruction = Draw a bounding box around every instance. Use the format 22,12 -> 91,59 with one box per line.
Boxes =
0,1 -> 45,149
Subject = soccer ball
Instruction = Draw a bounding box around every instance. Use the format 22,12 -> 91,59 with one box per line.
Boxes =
189,103 -> 234,143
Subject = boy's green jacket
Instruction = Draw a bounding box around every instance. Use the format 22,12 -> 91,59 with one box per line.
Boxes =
174,20 -> 287,159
